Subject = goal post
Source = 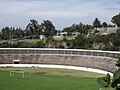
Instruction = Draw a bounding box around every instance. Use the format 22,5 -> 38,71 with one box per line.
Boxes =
10,71 -> 25,78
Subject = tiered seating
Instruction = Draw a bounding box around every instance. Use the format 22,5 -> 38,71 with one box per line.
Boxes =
0,54 -> 117,72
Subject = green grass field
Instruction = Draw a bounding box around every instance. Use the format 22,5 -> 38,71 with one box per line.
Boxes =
0,67 -> 113,90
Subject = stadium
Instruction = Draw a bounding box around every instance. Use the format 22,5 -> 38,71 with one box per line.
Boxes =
0,48 -> 119,90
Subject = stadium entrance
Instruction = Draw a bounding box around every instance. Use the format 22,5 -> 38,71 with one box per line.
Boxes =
13,60 -> 20,64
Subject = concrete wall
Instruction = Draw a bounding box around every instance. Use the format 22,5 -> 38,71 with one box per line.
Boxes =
0,54 -> 117,72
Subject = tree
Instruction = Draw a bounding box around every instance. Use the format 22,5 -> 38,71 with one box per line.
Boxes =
62,23 -> 92,36
25,19 -> 42,37
41,20 -> 56,37
93,18 -> 101,29
111,13 -> 120,28
75,23 -> 85,35
97,57 -> 120,90
63,27 -> 74,36
74,34 -> 86,48
1,27 -> 12,40
102,22 -> 107,28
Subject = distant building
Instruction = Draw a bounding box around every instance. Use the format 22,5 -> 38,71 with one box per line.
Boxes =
88,27 -> 117,35
71,32 -> 80,36
58,32 -> 68,37
53,32 -> 80,38
39,35 -> 46,39
23,36 -> 32,39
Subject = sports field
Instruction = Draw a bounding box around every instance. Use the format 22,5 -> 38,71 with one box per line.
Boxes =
0,67 -> 113,90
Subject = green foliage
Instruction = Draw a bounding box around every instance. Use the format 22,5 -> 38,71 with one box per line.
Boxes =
93,34 -> 109,44
112,36 -> 120,46
63,37 -> 68,42
113,70 -> 120,84
17,41 -> 31,48
116,57 -> 120,67
63,23 -> 92,36
74,34 -> 86,48
41,20 -> 56,37
93,18 -> 101,28
97,78 -> 109,87
111,13 -> 120,28
102,22 -> 108,28
88,32 -> 120,51
25,19 -> 42,37
97,73 -> 111,87
0,42 -> 11,48
0,27 -> 24,40
94,30 -> 99,34
46,37 -> 55,44
102,46 -> 120,51
0,40 -> 45,48
63,27 -> 75,36
0,16 -> 120,50
97,57 -> 120,90
33,41 -> 45,48
112,70 -> 120,88
25,19 -> 57,38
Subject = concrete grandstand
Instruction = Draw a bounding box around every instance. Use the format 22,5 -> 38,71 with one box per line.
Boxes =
0,48 -> 119,74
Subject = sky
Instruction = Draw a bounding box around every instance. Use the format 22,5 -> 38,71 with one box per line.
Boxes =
0,0 -> 120,30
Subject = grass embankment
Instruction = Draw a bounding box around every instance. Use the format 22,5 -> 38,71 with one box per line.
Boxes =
0,67 -> 113,90
19,39 -> 46,43
19,36 -> 75,43
54,36 -> 76,41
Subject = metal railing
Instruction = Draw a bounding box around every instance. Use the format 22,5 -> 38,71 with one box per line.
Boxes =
0,48 -> 120,58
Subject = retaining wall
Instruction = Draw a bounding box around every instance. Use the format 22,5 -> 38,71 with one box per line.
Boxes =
0,54 -> 118,72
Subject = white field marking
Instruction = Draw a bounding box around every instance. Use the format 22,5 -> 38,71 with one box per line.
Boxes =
0,64 -> 113,76
10,71 -> 24,78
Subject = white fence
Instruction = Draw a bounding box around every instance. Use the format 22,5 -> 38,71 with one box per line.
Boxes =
0,48 -> 120,58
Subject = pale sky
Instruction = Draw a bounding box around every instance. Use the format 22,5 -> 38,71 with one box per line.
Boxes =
0,0 -> 120,30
